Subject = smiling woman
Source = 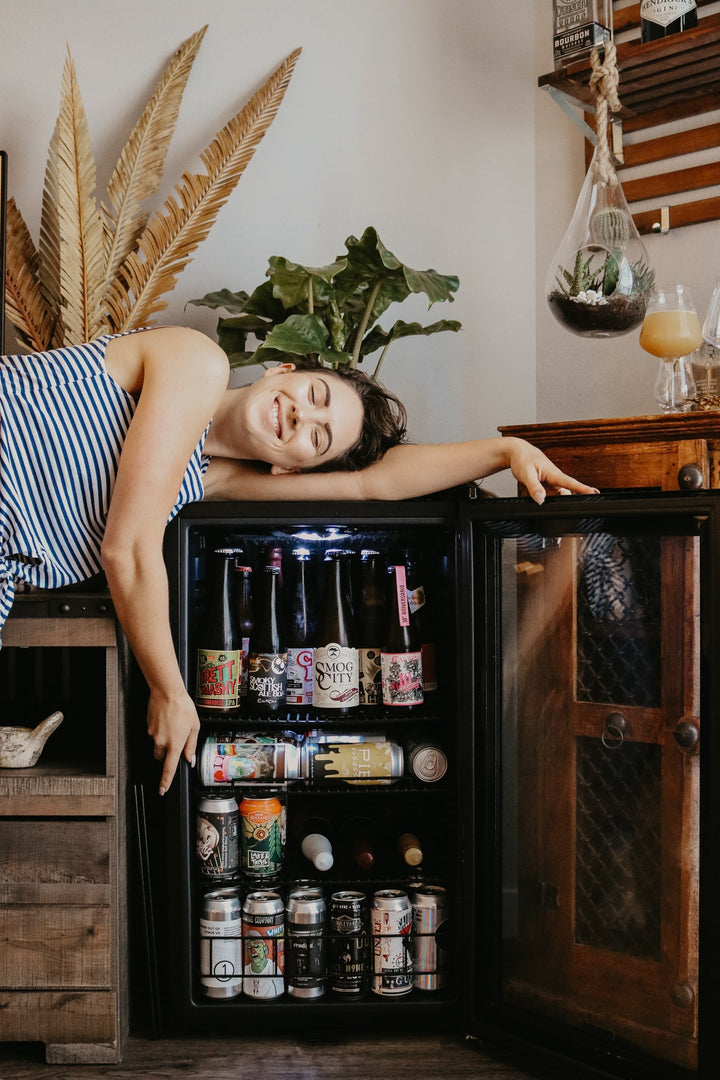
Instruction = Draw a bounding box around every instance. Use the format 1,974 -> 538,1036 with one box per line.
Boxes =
1,324 -> 597,793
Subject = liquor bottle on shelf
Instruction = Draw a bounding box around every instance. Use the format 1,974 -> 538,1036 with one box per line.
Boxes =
553,0 -> 612,69
400,548 -> 438,696
357,548 -> 385,707
285,547 -> 317,707
246,566 -> 287,712
381,564 -> 423,710
235,563 -> 253,699
313,549 -> 359,712
195,548 -> 243,717
297,816 -> 335,872
640,0 -> 697,41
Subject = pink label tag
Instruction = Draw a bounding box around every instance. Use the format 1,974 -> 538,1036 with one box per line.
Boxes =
394,565 -> 409,626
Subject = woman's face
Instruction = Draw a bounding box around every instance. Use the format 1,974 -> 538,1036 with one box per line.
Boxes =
243,365 -> 364,472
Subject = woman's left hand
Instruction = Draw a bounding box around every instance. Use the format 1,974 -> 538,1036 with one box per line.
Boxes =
147,686 -> 201,795
505,437 -> 599,504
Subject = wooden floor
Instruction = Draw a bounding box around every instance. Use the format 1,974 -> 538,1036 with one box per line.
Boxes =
0,1034 -> 564,1080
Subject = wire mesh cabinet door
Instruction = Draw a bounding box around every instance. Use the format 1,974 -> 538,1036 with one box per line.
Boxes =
499,524 -> 699,1072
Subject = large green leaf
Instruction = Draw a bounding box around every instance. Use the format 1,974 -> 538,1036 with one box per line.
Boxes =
360,318 -> 462,357
263,313 -> 330,355
404,267 -> 459,306
268,255 -> 346,309
186,287 -> 249,313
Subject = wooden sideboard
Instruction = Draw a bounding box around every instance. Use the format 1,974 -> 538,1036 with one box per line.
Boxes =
0,600 -> 128,1063
500,412 -> 720,492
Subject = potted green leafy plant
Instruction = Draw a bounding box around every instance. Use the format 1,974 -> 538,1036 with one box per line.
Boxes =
188,226 -> 461,378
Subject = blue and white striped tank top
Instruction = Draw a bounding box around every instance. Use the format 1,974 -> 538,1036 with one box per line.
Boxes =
0,332 -> 210,637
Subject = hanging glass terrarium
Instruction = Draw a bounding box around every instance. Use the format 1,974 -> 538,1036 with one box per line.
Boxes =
546,147 -> 654,338
545,43 -> 654,338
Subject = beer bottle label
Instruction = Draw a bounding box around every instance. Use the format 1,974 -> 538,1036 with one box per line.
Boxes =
381,651 -> 423,706
640,0 -> 695,27
286,646 -> 314,705
196,648 -> 241,710
240,635 -> 250,696
247,652 -> 287,708
313,643 -> 359,708
359,647 -> 382,705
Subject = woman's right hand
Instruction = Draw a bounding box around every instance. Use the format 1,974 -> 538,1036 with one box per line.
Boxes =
147,686 -> 200,795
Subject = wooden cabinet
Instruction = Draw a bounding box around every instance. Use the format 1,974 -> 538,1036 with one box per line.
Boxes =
0,600 -> 128,1063
495,416 -> 709,1071
500,412 -> 720,492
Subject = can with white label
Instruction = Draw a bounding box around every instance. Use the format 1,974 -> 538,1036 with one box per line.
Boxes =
371,889 -> 413,996
199,887 -> 242,998
411,884 -> 448,990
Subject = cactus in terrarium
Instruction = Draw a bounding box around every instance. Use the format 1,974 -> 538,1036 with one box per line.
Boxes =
590,206 -> 631,295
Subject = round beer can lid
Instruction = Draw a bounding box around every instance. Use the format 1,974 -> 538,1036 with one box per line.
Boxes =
410,744 -> 448,782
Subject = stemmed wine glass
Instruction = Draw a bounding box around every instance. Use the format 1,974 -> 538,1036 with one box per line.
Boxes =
702,278 -> 720,349
639,284 -> 703,412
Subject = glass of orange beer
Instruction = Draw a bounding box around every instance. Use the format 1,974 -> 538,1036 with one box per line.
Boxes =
639,284 -> 702,412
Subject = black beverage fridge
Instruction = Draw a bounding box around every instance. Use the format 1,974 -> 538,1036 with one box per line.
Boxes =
160,489 -> 720,1080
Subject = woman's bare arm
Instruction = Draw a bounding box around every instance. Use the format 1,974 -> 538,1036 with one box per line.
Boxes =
101,328 -> 229,794
203,436 -> 598,504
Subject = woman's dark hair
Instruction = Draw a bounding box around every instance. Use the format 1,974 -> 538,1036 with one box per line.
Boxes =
293,360 -> 408,472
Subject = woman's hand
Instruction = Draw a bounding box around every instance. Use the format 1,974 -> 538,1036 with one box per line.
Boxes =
504,437 -> 599,504
147,686 -> 201,795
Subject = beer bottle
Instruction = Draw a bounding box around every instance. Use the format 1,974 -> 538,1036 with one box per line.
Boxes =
381,564 -> 423,710
296,815 -> 335,871
640,0 -> 697,42
235,563 -> 253,698
400,548 -> 437,696
246,566 -> 287,712
358,549 -> 385,707
285,547 -> 317,707
195,548 -> 243,716
313,549 -> 359,712
342,815 -> 377,872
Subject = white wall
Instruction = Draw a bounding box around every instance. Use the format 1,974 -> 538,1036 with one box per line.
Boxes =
1,0 -> 540,493
535,2 -> 720,423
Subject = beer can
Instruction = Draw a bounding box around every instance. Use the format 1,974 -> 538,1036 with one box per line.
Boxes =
239,794 -> 284,880
242,890 -> 285,999
199,734 -> 300,784
329,890 -> 368,995
196,795 -> 239,879
285,888 -> 327,998
407,741 -> 448,783
199,887 -> 242,998
302,739 -> 404,785
371,889 -> 413,996
411,884 -> 448,990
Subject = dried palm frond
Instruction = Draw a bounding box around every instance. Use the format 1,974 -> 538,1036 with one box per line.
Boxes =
105,46 -> 301,332
4,198 -> 55,351
4,30 -> 301,351
102,25 -> 207,293
40,49 -> 107,347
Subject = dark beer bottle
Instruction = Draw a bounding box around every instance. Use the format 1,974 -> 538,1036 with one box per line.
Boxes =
381,564 -> 423,709
400,548 -> 437,696
358,549 -> 385,707
195,548 -> 242,717
246,566 -> 287,712
313,549 -> 359,712
342,816 -> 377,872
285,547 -> 317,707
640,0 -> 697,41
235,563 -> 253,699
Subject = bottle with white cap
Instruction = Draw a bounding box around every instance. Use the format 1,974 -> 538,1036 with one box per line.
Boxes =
298,816 -> 335,872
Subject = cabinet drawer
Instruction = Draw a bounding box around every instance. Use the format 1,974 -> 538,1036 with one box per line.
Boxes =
0,904 -> 111,987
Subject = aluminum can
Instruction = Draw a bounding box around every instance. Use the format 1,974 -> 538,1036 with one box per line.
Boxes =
302,739 -> 403,786
239,794 -> 284,880
242,890 -> 285,998
199,734 -> 300,784
329,890 -> 368,995
411,884 -> 448,990
285,888 -> 327,998
196,795 -> 239,880
199,887 -> 242,998
370,888 -> 413,996
407,741 -> 448,783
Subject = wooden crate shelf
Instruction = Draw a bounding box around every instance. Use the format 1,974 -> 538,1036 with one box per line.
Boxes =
539,2 -> 720,233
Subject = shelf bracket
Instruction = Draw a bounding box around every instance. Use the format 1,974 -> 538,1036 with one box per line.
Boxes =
544,85 -> 598,146
652,205 -> 671,234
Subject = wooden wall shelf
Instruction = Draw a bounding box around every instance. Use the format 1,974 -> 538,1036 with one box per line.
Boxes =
539,1 -> 720,233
